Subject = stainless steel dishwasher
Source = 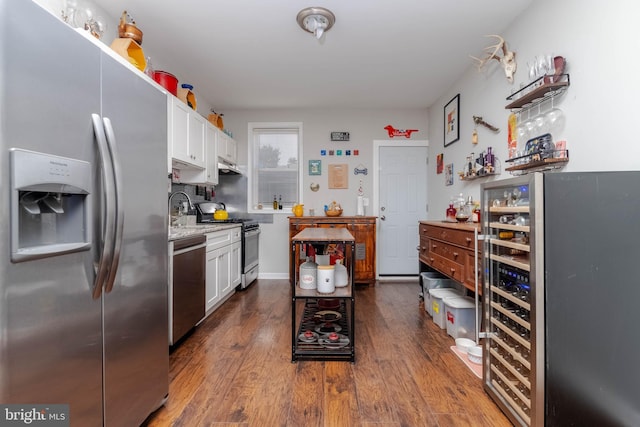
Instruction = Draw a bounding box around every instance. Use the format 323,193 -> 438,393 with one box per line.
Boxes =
170,234 -> 206,346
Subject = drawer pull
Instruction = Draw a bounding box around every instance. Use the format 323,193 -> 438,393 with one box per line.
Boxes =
453,252 -> 459,258
450,268 -> 456,274
466,237 -> 472,243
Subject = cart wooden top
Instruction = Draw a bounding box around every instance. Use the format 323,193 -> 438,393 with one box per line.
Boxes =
292,227 -> 355,243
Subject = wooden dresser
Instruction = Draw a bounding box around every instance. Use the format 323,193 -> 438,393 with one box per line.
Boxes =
289,216 -> 376,285
419,221 -> 482,293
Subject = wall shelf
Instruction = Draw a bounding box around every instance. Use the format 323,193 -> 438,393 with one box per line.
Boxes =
505,74 -> 570,111
460,170 -> 499,181
504,150 -> 569,175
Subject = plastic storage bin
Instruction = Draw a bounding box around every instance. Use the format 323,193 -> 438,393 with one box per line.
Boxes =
444,296 -> 477,340
429,288 -> 463,329
421,272 -> 457,316
420,271 -> 444,298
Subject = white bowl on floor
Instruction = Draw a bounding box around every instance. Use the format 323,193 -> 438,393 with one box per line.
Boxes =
455,338 -> 475,354
467,345 -> 483,365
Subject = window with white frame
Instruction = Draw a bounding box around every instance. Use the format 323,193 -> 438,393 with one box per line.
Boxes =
248,122 -> 303,212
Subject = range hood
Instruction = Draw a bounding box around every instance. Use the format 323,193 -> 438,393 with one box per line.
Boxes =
218,161 -> 242,175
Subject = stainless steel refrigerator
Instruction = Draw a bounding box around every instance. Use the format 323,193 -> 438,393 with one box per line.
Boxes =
0,0 -> 169,425
481,172 -> 640,426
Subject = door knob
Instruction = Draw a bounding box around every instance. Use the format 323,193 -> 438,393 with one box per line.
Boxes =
380,215 -> 386,221
381,206 -> 386,211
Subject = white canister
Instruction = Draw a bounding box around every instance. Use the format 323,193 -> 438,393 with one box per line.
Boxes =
334,259 -> 348,287
316,265 -> 335,294
299,258 -> 317,289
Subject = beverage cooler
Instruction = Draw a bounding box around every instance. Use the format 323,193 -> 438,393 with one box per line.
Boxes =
480,171 -> 640,427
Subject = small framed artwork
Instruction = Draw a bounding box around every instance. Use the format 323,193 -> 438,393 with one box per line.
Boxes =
445,163 -> 454,186
436,153 -> 444,174
444,94 -> 460,147
309,160 -> 321,176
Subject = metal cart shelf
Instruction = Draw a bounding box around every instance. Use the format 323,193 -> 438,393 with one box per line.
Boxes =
290,227 -> 355,362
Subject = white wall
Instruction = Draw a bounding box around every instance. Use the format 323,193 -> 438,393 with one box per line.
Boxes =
427,0 -> 640,219
224,108 -> 428,277
37,0 -> 640,276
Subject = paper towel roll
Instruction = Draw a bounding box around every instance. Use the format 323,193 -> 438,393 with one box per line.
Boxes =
356,196 -> 364,216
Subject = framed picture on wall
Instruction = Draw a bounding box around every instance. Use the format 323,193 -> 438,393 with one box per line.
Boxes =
309,160 -> 321,175
445,163 -> 454,186
444,94 -> 460,147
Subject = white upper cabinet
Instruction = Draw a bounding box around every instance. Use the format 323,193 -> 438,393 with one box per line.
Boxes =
216,129 -> 237,165
204,124 -> 219,185
169,97 -> 205,170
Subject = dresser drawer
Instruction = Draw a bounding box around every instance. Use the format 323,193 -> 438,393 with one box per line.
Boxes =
423,226 -> 475,249
429,239 -> 465,263
419,236 -> 430,264
425,252 -> 465,283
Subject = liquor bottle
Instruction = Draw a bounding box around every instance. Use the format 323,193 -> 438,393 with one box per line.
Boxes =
446,200 -> 457,222
485,146 -> 494,168
278,195 -> 283,210
273,195 -> 278,210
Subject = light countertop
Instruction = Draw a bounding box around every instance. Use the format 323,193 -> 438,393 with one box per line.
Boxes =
169,223 -> 241,241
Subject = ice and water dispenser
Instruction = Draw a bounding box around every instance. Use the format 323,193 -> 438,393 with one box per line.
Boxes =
10,149 -> 92,262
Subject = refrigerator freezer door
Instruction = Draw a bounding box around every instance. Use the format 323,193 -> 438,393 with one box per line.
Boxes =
0,0 -> 103,425
1,1 -> 169,426
100,50 -> 169,427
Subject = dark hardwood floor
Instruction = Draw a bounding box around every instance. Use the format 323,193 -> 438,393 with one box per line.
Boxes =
144,280 -> 512,427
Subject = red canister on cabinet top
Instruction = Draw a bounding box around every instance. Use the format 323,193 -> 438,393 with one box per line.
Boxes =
153,71 -> 178,96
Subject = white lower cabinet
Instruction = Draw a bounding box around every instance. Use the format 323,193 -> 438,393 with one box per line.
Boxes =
205,247 -> 222,311
230,240 -> 241,288
205,226 -> 242,315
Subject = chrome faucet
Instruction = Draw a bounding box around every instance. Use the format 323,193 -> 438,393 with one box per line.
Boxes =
168,191 -> 194,217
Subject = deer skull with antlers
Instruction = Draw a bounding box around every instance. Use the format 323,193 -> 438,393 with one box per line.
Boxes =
470,35 -> 517,84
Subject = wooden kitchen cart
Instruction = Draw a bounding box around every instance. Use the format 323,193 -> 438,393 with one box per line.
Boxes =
291,227 -> 355,362
418,221 -> 482,293
289,216 -> 376,285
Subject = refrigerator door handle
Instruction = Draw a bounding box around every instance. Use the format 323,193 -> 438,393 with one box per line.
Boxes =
91,113 -> 116,299
102,117 -> 124,294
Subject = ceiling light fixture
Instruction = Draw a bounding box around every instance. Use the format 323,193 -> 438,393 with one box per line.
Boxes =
297,7 -> 335,40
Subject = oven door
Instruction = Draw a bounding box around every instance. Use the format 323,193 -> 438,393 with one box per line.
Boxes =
243,228 -> 260,272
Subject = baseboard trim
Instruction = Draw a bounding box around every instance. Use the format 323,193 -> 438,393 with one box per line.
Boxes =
378,275 -> 419,282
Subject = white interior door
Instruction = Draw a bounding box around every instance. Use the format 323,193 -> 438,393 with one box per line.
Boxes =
378,145 -> 427,275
